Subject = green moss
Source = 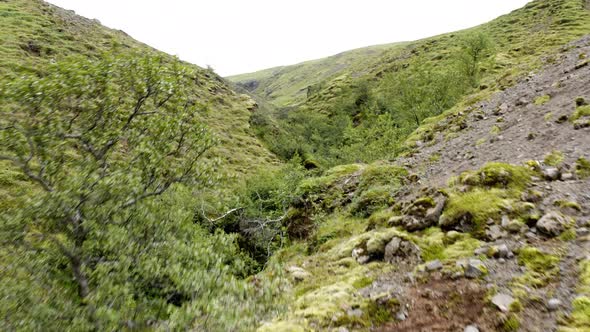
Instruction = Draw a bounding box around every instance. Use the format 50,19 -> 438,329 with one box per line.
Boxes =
429,153 -> 441,163
490,125 -> 502,135
442,163 -> 533,236
257,321 -> 308,332
545,112 -> 554,122
357,163 -> 408,192
366,209 -> 396,230
534,94 -> 551,105
352,276 -> 373,289
349,186 -> 395,217
298,164 -> 362,195
559,229 -> 577,241
509,299 -> 523,313
459,162 -> 533,191
561,259 -> 590,329
515,246 -> 560,288
312,215 -> 368,253
501,314 -> 521,332
554,200 -> 582,212
544,150 -> 565,167
440,188 -> 511,232
575,157 -> 590,179
414,227 -> 481,262
571,105 -> 590,121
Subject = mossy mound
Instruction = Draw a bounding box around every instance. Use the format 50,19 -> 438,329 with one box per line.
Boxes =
440,163 -> 533,235
514,246 -> 560,288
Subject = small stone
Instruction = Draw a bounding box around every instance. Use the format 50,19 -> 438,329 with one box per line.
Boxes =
499,258 -> 506,263
496,244 -> 511,258
501,215 -> 510,228
384,237 -> 402,262
474,246 -> 489,256
396,310 -> 407,321
426,259 -> 443,271
505,220 -> 524,233
537,211 -> 568,237
464,325 -> 479,332
543,168 -> 561,181
357,256 -> 370,265
486,225 -> 505,240
578,228 -> 589,236
347,308 -> 363,318
464,259 -> 486,279
561,173 -> 575,181
547,298 -> 562,311
491,293 -> 516,312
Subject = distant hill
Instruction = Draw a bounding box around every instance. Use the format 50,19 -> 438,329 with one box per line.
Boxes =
227,42 -> 407,108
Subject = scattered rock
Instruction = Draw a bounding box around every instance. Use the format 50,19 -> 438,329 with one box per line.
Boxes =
384,237 -> 421,264
561,173 -> 575,181
401,215 -> 428,232
547,298 -> 561,311
384,237 -> 402,259
536,211 -> 568,237
486,225 -> 506,240
542,167 -> 561,181
357,255 -> 370,265
578,227 -> 589,236
426,260 -> 443,271
424,195 -> 447,224
496,244 -> 512,258
396,310 -> 407,321
464,259 -> 487,279
464,325 -> 479,332
474,246 -> 488,256
491,293 -> 516,312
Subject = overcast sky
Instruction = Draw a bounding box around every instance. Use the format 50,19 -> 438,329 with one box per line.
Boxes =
46,0 -> 530,76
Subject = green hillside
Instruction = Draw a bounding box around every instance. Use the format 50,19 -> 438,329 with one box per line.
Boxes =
0,0 -> 277,178
3,0 -> 590,331
228,42 -> 407,108
241,0 -> 590,168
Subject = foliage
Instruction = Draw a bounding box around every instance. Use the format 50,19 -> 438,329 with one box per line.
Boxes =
456,32 -> 494,87
0,53 -> 282,330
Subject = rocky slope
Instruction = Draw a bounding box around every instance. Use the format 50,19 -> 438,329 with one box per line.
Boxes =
259,34 -> 590,332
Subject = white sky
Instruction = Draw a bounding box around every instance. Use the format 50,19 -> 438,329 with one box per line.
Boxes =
45,0 -> 531,76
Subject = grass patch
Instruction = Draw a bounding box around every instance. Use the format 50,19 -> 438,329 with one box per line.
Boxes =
534,94 -> 551,105
514,246 -> 560,288
544,150 -> 564,167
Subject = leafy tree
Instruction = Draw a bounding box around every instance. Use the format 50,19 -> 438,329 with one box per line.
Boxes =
0,53 -> 283,330
457,32 -> 494,87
